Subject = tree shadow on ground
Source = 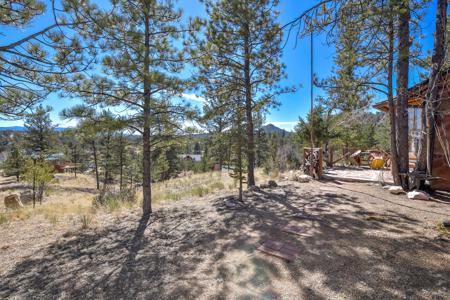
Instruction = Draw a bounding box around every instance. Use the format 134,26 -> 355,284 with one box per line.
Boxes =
0,182 -> 449,299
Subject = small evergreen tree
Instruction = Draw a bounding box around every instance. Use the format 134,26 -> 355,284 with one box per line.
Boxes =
22,159 -> 54,207
3,144 -> 26,182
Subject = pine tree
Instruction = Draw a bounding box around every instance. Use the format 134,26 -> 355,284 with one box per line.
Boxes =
24,105 -> 56,157
396,0 -> 411,190
61,128 -> 84,178
65,0 -> 198,215
61,106 -> 128,190
3,143 -> 26,182
0,0 -> 91,118
198,0 -> 289,187
229,105 -> 247,202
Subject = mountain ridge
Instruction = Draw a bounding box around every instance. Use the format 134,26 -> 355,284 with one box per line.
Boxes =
0,126 -> 67,132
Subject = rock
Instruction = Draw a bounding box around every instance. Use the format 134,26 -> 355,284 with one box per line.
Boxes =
382,185 -> 391,190
279,174 -> 289,181
289,171 -> 299,181
268,180 -> 278,188
225,201 -> 236,209
296,174 -> 312,183
4,194 -> 24,209
442,220 -> 450,228
20,191 -> 33,203
248,186 -> 261,192
388,186 -> 405,195
259,183 -> 269,189
407,190 -> 430,201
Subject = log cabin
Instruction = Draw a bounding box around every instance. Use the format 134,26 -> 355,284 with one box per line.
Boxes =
373,68 -> 450,191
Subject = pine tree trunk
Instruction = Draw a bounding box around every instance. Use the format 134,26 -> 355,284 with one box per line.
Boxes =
38,182 -> 44,205
73,146 -> 77,179
119,134 -> 124,191
425,0 -> 448,179
92,141 -> 100,190
396,0 -> 411,190
103,133 -> 111,188
244,24 -> 255,187
32,159 -> 36,209
237,112 -> 243,202
387,7 -> 401,185
142,9 -> 152,215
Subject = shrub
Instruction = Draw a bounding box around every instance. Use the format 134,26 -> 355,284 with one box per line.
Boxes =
190,185 -> 209,197
93,187 -> 136,211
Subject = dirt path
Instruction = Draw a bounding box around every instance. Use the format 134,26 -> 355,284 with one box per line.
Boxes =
0,180 -> 449,299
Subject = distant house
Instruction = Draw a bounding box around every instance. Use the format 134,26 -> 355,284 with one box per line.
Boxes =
45,153 -> 72,173
373,69 -> 450,191
178,154 -> 202,162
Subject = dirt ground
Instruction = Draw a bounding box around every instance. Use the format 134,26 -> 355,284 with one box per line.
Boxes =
0,179 -> 449,299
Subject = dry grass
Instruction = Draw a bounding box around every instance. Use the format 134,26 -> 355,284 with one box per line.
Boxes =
151,171 -> 232,204
0,169 -> 275,226
0,174 -> 95,227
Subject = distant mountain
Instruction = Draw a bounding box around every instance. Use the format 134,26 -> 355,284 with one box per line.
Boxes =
0,126 -> 67,132
261,124 -> 289,135
187,123 -> 289,139
191,133 -> 209,139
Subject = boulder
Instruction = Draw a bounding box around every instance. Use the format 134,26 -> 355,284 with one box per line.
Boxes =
4,194 -> 24,209
296,174 -> 312,183
388,186 -> 405,195
268,180 -> 278,188
382,185 -> 391,190
279,174 -> 290,181
20,191 -> 33,204
225,200 -> 237,209
407,190 -> 430,201
443,220 -> 450,228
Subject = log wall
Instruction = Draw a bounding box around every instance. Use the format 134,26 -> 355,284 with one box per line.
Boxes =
431,72 -> 450,191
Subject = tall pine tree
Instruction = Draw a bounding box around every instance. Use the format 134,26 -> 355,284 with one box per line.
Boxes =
197,0 -> 288,187
65,0 -> 198,214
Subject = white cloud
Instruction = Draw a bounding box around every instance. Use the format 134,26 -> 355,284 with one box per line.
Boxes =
182,93 -> 206,103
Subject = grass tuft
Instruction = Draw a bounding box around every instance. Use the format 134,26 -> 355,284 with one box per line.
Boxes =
80,214 -> 93,229
437,222 -> 450,236
0,213 -> 8,225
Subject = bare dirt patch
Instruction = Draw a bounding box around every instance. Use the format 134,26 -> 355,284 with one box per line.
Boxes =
1,180 -> 449,299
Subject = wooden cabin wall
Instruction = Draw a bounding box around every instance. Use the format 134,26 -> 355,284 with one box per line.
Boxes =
431,72 -> 450,191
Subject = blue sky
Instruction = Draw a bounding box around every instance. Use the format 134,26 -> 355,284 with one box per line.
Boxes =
0,0 -> 437,131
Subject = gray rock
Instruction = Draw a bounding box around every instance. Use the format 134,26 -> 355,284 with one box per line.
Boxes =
296,174 -> 312,183
407,190 -> 430,201
388,186 -> 405,195
20,191 -> 33,203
